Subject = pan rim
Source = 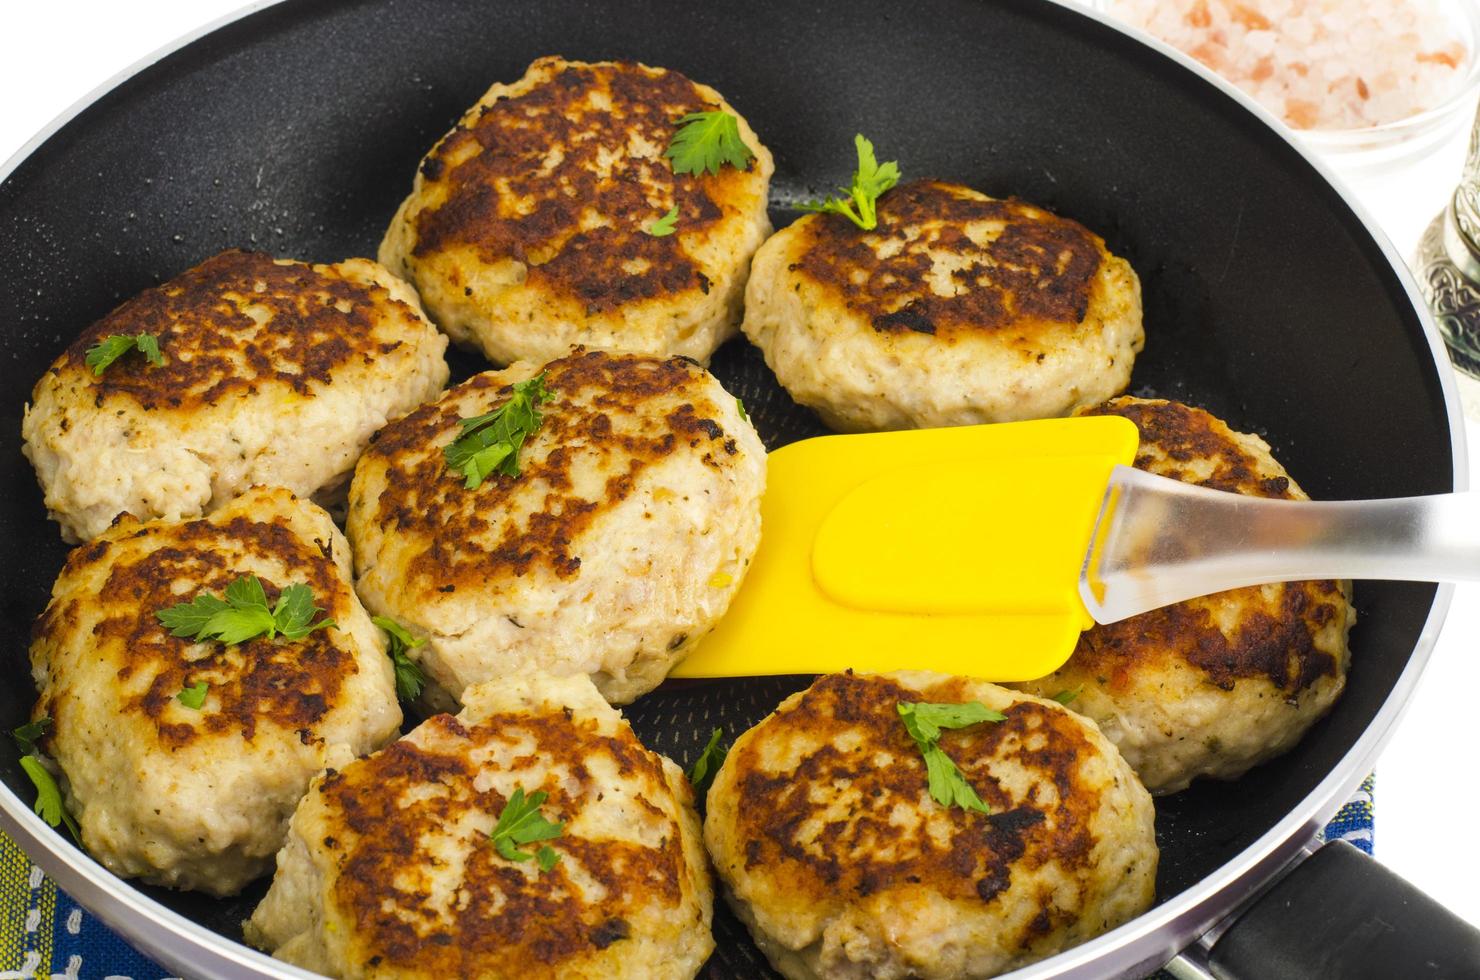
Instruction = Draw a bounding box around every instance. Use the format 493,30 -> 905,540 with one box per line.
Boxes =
0,0 -> 1465,977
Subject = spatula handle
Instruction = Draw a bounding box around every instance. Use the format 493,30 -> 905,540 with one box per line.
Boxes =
1079,465 -> 1480,624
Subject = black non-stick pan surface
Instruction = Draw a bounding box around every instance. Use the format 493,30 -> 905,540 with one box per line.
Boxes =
0,0 -> 1459,976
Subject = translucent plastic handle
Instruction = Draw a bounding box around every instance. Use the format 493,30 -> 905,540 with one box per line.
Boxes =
1079,465 -> 1480,624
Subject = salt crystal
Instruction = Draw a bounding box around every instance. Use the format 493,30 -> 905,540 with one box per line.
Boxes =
1106,0 -> 1470,128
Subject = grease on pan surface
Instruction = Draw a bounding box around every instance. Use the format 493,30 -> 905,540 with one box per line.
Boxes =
27,487 -> 401,896
742,180 -> 1144,432
379,56 -> 773,367
246,673 -> 713,979
347,348 -> 765,708
21,249 -> 449,542
704,671 -> 1157,980
1012,397 -> 1355,795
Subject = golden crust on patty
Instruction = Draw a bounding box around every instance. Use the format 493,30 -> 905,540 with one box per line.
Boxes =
42,513 -> 352,749
347,348 -> 765,707
740,180 -> 1143,432
29,487 -> 400,894
1078,397 -> 1348,691
22,249 -> 449,542
705,672 -> 1157,979
795,180 -> 1107,340
1013,398 -> 1355,794
53,249 -> 427,410
379,56 -> 773,365
360,350 -> 743,590
245,674 -> 714,979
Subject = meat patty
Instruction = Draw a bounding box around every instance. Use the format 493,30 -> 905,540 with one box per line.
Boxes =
26,487 -> 401,896
346,348 -> 765,707
704,671 -> 1157,979
742,180 -> 1143,432
245,673 -> 713,979
379,56 -> 774,366
22,249 -> 449,542
1011,397 -> 1356,794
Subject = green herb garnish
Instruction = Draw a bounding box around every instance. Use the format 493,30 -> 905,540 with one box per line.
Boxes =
646,204 -> 680,237
687,728 -> 727,795
19,758 -> 78,838
490,786 -> 563,871
84,333 -> 163,375
13,717 -> 50,757
156,575 -> 336,645
12,718 -> 78,839
735,397 -> 749,423
665,110 -> 755,176
897,700 -> 1005,815
798,134 -> 900,231
445,373 -> 554,489
374,616 -> 427,702
177,681 -> 208,710
1051,686 -> 1083,706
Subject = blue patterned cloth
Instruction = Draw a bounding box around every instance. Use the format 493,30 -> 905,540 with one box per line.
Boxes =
1,778 -> 1375,979
1321,773 -> 1375,856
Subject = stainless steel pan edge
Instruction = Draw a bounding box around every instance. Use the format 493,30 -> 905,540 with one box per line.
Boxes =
0,1 -> 1465,978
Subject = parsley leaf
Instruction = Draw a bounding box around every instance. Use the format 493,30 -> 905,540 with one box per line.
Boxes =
897,701 -> 1006,743
177,681 -> 208,709
798,134 -> 901,230
156,575 -> 335,646
665,111 -> 755,176
686,728 -> 727,795
735,397 -> 748,423
373,615 -> 427,702
19,757 -> 78,838
84,333 -> 164,375
1051,686 -> 1083,706
445,373 -> 555,489
154,593 -> 229,639
896,700 -> 1005,815
12,717 -> 51,757
646,204 -> 680,237
490,786 -> 563,870
11,720 -> 78,840
272,584 -> 336,640
918,742 -> 990,814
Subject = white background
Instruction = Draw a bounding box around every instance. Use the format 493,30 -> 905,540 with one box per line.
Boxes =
2,0 -> 1478,952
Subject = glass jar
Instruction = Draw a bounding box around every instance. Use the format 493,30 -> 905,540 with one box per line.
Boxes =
1297,0 -> 1480,251
1088,0 -> 1480,254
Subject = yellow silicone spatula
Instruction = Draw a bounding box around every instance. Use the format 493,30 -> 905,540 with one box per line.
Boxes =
671,415 -> 1140,682
671,413 -> 1480,681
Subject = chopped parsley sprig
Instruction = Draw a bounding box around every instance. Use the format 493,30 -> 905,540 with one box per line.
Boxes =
374,616 -> 427,702
645,204 -> 680,237
665,110 -> 754,176
490,786 -> 563,872
13,718 -> 47,757
445,373 -> 554,489
798,134 -> 900,231
156,575 -> 336,645
84,333 -> 163,375
11,718 -> 79,840
177,682 -> 209,709
897,700 -> 1005,815
686,728 -> 728,796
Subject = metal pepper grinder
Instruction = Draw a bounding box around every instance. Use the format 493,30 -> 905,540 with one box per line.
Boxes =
1417,105 -> 1480,379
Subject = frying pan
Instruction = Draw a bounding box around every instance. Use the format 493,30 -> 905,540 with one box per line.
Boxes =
0,0 -> 1474,977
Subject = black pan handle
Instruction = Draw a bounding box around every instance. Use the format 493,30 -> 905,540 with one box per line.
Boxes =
1206,840 -> 1480,979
